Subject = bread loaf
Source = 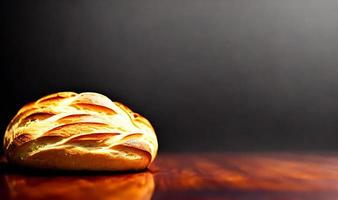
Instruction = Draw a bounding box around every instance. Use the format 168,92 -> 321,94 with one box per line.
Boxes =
3,92 -> 158,171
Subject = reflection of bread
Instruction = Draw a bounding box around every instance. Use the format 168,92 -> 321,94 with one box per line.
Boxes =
3,92 -> 158,171
5,172 -> 154,200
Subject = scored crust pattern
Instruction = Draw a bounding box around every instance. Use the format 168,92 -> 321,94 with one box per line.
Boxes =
3,92 -> 158,170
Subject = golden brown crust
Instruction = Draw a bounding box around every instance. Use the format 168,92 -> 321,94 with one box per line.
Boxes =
9,147 -> 150,171
3,92 -> 158,171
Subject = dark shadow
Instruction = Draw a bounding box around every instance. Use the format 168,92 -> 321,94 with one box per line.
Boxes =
0,155 -> 149,176
0,154 -> 155,200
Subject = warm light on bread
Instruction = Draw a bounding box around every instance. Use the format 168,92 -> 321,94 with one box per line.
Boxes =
3,92 -> 158,171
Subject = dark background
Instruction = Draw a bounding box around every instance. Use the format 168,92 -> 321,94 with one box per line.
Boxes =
2,0 -> 338,152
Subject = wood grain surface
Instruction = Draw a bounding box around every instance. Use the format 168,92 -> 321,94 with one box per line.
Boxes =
1,152 -> 338,200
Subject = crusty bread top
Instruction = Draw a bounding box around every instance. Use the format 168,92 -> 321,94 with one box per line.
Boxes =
3,92 -> 158,165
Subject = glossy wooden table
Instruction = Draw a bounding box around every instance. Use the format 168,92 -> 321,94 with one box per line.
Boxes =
1,152 -> 338,200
